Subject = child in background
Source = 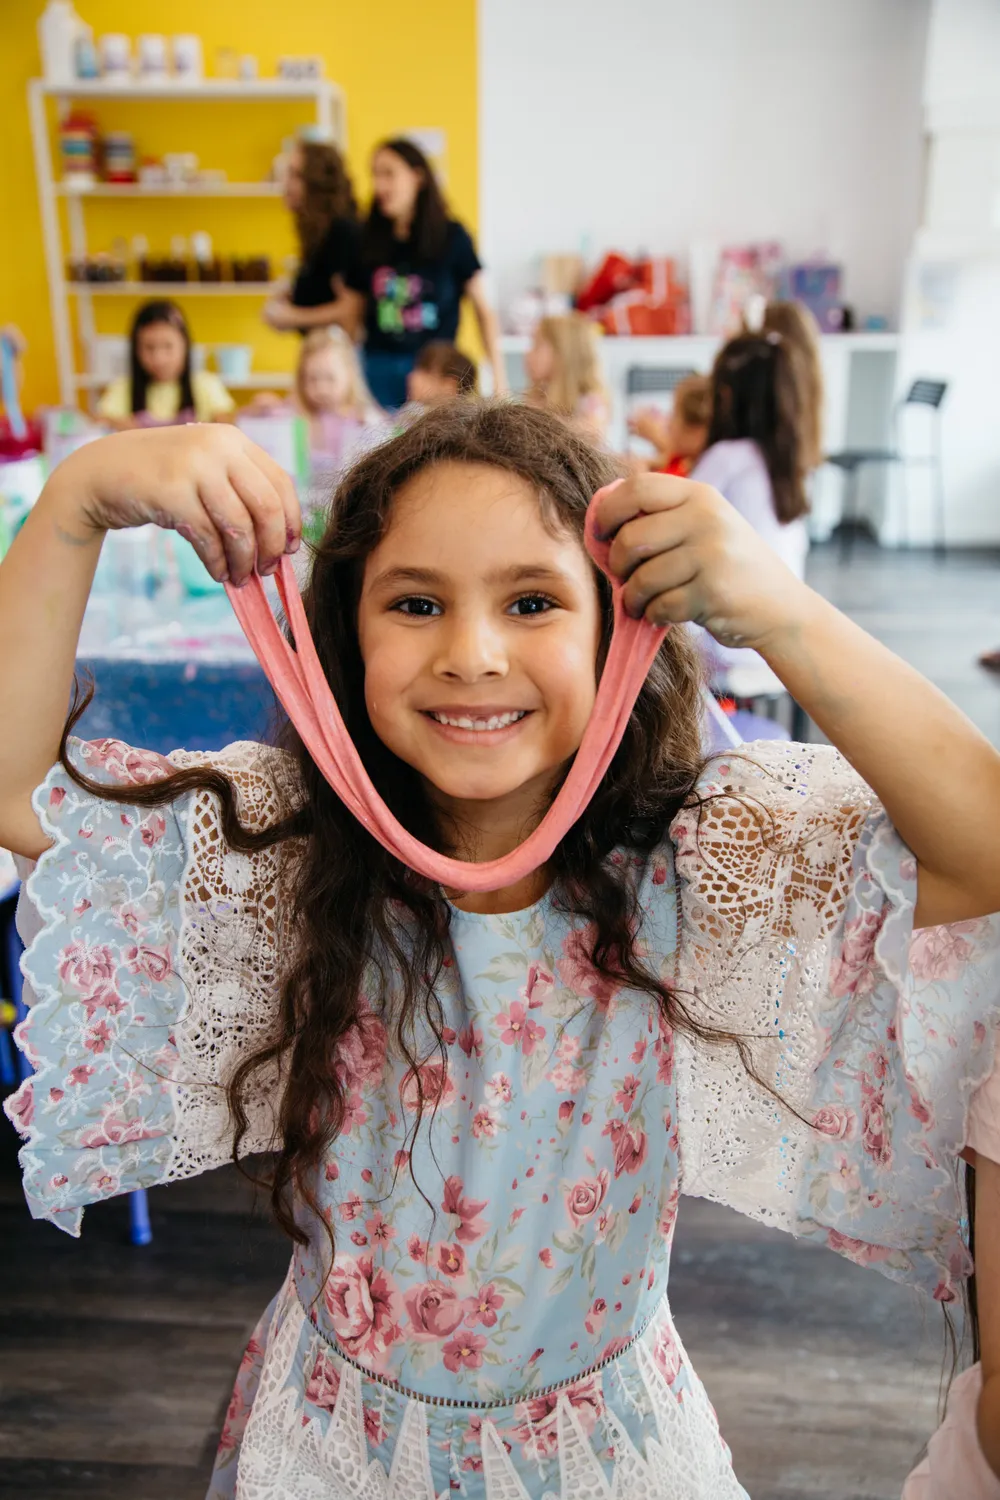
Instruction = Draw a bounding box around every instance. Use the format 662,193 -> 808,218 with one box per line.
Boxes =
4,405 -> 1000,1497
525,313 -> 609,444
688,332 -> 810,688
0,325 -> 43,459
97,301 -> 234,429
743,298 -> 825,471
903,1060 -> 1000,1497
405,341 -> 478,405
628,373 -> 712,476
693,332 -> 809,580
251,326 -> 382,474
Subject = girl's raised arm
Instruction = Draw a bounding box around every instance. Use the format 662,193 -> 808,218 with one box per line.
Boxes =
597,473 -> 1000,930
0,424 -> 299,860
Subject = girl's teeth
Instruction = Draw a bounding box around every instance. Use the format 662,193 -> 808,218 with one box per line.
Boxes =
432,711 -> 526,731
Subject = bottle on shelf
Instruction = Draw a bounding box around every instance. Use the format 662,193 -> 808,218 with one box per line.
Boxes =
38,0 -> 91,86
59,111 -> 99,188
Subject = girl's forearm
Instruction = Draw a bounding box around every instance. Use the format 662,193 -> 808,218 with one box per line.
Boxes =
0,467 -> 104,855
758,586 -> 1000,924
978,1373 -> 1000,1478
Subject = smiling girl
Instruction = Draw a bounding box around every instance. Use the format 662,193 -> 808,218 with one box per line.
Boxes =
2,403 -> 1000,1499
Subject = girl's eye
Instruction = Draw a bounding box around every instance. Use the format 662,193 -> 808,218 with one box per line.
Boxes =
510,594 -> 556,617
393,596 -> 441,617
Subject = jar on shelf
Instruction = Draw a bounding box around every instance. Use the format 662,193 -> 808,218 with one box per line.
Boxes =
232,255 -> 270,283
59,111 -> 99,186
102,132 -> 136,183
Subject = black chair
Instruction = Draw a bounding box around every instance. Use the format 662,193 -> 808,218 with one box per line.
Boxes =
625,365 -> 699,398
625,366 -> 700,454
824,379 -> 948,559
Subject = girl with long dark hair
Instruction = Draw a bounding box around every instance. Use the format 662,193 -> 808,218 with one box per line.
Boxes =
694,332 -> 810,571
264,139 -> 362,337
341,138 -> 506,408
96,299 -> 233,427
3,405 -> 1000,1497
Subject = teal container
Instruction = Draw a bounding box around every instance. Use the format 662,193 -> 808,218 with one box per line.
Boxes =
173,533 -> 225,596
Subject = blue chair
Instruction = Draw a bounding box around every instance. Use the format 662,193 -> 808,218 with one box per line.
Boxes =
1,886 -> 152,1246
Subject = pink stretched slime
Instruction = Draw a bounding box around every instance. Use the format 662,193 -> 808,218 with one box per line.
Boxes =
224,482 -> 667,893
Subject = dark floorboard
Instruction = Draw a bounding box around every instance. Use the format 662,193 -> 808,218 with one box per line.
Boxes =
2,542 -> 996,1499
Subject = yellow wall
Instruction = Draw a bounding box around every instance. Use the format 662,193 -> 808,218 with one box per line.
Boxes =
2,0 -> 479,411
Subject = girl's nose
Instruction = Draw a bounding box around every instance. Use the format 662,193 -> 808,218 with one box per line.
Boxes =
433,614 -> 508,682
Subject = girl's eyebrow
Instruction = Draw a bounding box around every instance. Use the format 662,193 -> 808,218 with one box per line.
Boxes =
369,563 -> 572,590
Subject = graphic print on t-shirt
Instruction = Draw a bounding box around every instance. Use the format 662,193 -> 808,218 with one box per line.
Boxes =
372,266 -> 440,336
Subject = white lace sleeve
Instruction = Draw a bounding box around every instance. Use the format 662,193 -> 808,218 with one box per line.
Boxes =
3,736 -> 302,1234
670,741 -> 1000,1300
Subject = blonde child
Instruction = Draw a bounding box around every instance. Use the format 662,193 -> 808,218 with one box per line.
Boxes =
3,404 -> 1000,1499
628,373 -> 712,476
405,340 -> 478,405
525,313 -> 609,444
97,300 -> 234,429
252,326 -> 382,473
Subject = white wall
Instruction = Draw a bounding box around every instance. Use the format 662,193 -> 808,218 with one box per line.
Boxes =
894,0 -> 1000,546
478,0 -> 929,326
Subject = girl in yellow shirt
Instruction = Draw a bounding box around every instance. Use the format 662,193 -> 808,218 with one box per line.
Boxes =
97,300 -> 234,428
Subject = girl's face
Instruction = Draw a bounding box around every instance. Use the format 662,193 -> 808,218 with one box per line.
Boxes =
525,334 -> 555,387
372,149 -> 423,226
406,367 -> 459,406
301,347 -> 351,413
283,143 -> 306,212
136,322 -> 187,384
357,461 -> 602,820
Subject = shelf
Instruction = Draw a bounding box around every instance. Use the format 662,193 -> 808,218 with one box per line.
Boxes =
68,281 -> 280,296
73,371 -> 294,390
56,182 -> 283,198
40,78 -> 339,101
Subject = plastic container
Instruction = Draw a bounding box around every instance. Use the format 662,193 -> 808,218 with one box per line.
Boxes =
99,33 -> 132,82
137,34 -> 168,79
173,35 -> 204,81
38,2 -> 90,86
59,111 -> 99,187
103,132 -> 136,183
215,345 -> 252,383
172,534 -> 225,596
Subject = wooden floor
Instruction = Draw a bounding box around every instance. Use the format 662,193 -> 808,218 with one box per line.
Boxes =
2,542 -> 999,1500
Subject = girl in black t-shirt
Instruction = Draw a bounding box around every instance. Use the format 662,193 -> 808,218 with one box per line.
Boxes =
263,140 -> 362,338
341,138 -> 506,410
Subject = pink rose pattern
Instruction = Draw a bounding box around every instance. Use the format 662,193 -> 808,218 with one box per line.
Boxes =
4,739 -> 190,1228
9,741 -> 1000,1492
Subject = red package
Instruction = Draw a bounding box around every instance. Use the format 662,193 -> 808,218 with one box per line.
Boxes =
600,289 -> 691,337
576,253 -> 637,313
634,257 -> 677,302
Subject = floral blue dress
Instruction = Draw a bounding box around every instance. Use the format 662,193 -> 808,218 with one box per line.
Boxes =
6,736 -> 1000,1500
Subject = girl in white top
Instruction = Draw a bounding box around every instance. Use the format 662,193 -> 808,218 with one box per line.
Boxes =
691,332 -> 809,684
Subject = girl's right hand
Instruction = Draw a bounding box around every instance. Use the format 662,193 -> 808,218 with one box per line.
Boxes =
49,424 -> 301,585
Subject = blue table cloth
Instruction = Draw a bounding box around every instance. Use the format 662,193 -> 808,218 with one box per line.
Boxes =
74,589 -> 279,756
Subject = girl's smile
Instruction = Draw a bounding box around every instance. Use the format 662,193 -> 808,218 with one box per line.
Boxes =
357,460 -> 602,855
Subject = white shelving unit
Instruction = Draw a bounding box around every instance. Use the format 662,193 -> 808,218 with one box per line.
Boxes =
28,75 -> 345,407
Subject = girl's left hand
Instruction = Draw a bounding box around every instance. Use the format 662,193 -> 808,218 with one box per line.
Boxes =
596,473 -> 809,650
263,296 -> 300,331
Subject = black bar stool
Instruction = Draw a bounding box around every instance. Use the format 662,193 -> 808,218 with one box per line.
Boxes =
824,379 -> 948,560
